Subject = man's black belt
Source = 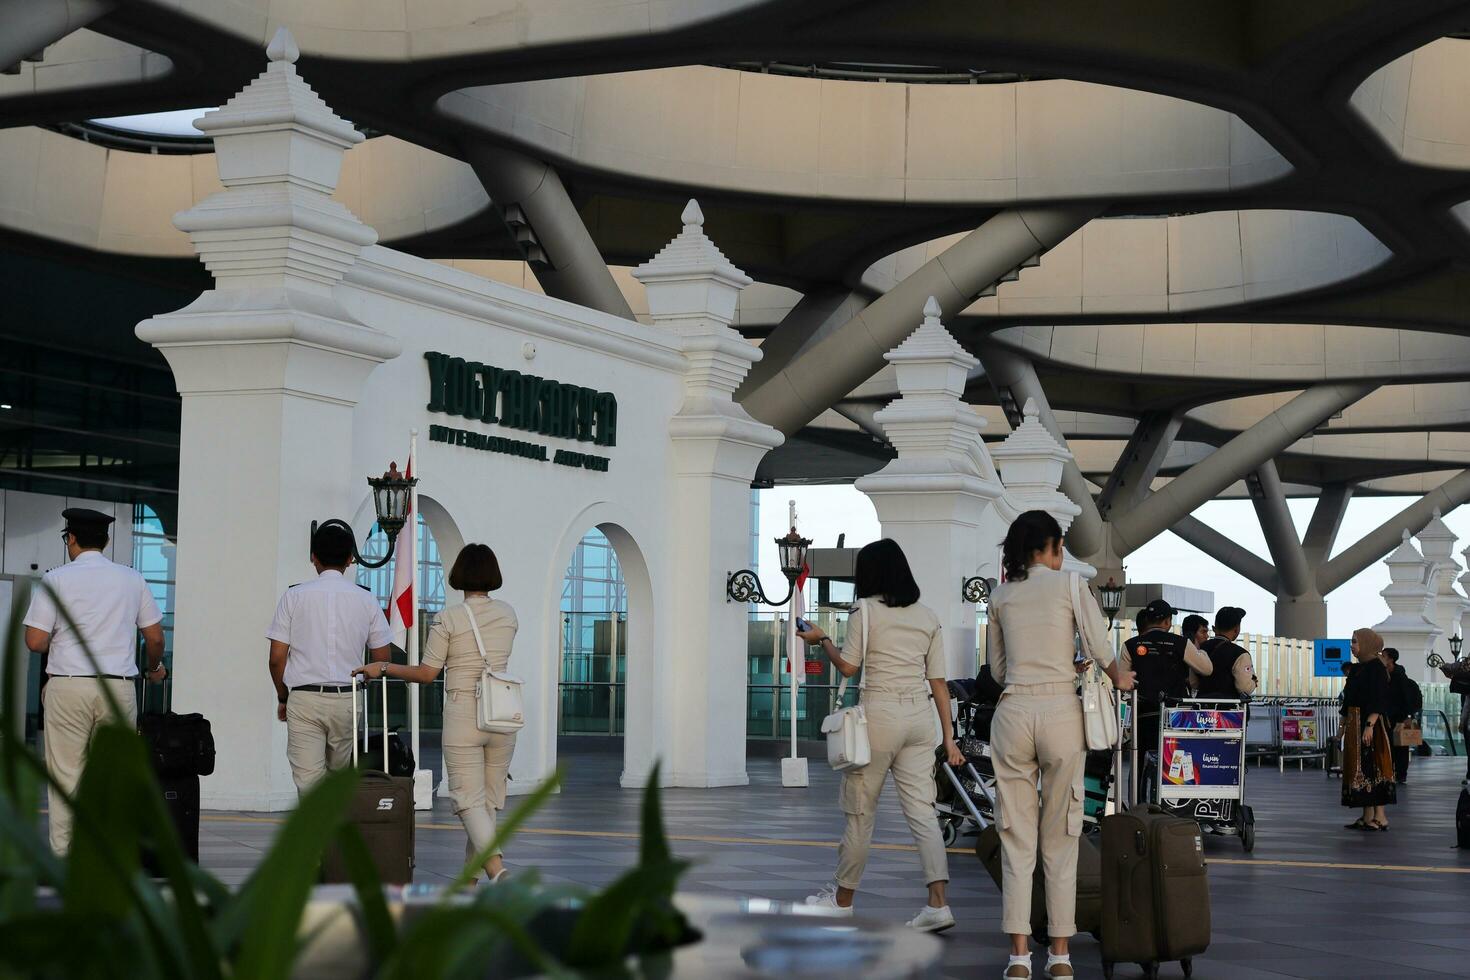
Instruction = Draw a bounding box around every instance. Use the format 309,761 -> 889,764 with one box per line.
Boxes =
291,684 -> 352,693
50,674 -> 130,680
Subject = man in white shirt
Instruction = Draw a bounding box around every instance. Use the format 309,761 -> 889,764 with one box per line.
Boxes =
23,508 -> 166,854
267,522 -> 392,794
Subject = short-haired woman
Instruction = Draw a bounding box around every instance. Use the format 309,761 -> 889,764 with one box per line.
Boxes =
355,543 -> 518,882
797,538 -> 966,933
988,511 -> 1134,980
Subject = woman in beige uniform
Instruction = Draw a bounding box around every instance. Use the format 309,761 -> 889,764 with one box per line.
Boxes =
797,538 -> 966,933
356,543 -> 518,882
988,511 -> 1134,980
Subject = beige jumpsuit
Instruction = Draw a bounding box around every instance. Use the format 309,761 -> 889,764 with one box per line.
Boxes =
424,597 -> 519,864
987,565 -> 1113,938
833,599 -> 950,890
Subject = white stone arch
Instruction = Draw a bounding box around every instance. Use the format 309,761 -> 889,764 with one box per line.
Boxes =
542,501 -> 663,789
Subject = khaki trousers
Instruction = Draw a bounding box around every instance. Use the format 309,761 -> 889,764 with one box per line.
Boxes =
835,694 -> 949,890
285,691 -> 354,794
991,686 -> 1086,937
42,676 -> 136,854
443,690 -> 517,864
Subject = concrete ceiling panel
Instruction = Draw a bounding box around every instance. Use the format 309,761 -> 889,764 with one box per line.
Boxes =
440,69 -> 1289,206
1351,38 -> 1470,170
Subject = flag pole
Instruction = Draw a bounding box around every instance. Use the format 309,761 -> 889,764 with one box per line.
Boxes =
780,498 -> 809,788
407,428 -> 421,777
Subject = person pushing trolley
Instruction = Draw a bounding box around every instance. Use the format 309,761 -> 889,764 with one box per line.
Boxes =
23,507 -> 166,854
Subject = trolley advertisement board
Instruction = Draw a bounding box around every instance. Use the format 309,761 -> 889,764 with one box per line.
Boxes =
1158,705 -> 1246,801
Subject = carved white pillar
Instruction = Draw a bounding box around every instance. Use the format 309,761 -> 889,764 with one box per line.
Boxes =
136,30 -> 400,809
1459,542 -> 1470,642
856,297 -> 1004,680
1372,530 -> 1442,685
991,399 -> 1094,579
1417,508 -> 1470,665
631,200 -> 782,788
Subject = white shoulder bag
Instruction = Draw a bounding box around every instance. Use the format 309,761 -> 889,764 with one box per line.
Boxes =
820,599 -> 871,771
1071,573 -> 1118,751
463,603 -> 525,735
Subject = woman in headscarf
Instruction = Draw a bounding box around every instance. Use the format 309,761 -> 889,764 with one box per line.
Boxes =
1340,628 -> 1395,830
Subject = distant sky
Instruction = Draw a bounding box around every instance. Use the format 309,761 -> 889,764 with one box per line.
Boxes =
758,486 -> 1470,639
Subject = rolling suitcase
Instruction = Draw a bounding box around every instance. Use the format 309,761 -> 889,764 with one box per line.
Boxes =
1100,804 -> 1210,979
976,824 -> 1102,942
143,772 -> 200,875
320,675 -> 415,885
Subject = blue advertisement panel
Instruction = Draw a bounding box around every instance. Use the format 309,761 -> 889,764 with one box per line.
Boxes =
1161,735 -> 1243,789
1164,708 -> 1245,733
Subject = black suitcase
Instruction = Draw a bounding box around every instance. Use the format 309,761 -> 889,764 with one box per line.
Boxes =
357,727 -> 416,778
321,676 -> 414,885
144,772 -> 200,875
1456,789 -> 1470,849
1100,804 -> 1210,979
140,711 -> 216,777
976,824 -> 1102,942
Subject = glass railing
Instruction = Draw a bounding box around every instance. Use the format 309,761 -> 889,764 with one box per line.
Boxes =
559,681 -> 625,735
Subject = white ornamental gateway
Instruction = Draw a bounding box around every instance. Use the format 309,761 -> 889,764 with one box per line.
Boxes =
137,31 -> 781,810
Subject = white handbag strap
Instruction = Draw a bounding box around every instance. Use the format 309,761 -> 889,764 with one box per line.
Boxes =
463,602 -> 491,668
834,599 -> 870,701
1068,572 -> 1099,664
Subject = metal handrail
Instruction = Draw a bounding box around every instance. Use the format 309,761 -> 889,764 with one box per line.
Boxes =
1425,709 -> 1460,756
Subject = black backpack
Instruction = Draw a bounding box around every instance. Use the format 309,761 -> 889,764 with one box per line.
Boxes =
139,711 -> 216,777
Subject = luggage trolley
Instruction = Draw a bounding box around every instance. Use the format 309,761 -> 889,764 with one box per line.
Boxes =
1156,697 -> 1255,852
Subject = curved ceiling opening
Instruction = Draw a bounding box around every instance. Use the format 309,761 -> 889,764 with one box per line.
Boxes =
1350,36 -> 1470,168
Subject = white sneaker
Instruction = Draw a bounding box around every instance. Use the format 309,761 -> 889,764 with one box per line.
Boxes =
803,883 -> 854,916
907,904 -> 956,933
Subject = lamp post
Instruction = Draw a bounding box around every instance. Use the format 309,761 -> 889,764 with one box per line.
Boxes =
961,575 -> 995,605
310,462 -> 418,568
1434,632 -> 1465,670
1098,577 -> 1125,629
1096,576 -> 1128,807
725,530 -> 812,606
1452,633 -> 1464,659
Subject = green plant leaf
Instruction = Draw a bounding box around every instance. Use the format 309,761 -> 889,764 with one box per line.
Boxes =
227,766 -> 358,980
564,762 -> 692,967
444,768 -> 563,897
0,912 -> 144,978
384,904 -> 573,980
63,725 -> 216,980
330,821 -> 396,963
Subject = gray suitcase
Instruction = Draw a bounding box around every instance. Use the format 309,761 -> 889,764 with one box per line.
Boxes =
320,675 -> 415,885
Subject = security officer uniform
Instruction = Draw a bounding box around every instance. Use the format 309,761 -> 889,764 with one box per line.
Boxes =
267,568 -> 392,793
23,508 -> 164,854
1123,600 -> 1214,798
1196,607 -> 1257,699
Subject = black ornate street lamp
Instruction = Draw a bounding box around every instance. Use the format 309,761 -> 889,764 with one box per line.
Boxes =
961,575 -> 995,605
1098,577 -> 1125,629
1452,633 -> 1464,659
310,462 -> 418,569
726,529 -> 812,605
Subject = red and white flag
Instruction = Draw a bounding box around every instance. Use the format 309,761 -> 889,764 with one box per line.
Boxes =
789,562 -> 809,682
388,445 -> 416,648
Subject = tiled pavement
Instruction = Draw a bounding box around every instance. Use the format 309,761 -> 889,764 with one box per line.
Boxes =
180,743 -> 1470,979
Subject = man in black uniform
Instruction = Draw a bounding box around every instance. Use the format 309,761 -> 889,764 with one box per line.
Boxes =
1195,606 -> 1257,700
1123,599 -> 1214,800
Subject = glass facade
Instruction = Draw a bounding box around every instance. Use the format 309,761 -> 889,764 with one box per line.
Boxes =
558,528 -> 628,735
132,504 -> 176,713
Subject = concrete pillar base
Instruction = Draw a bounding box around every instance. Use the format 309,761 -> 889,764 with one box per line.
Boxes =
1275,592 -> 1326,640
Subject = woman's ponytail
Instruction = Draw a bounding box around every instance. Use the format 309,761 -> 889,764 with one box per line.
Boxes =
1001,510 -> 1063,583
